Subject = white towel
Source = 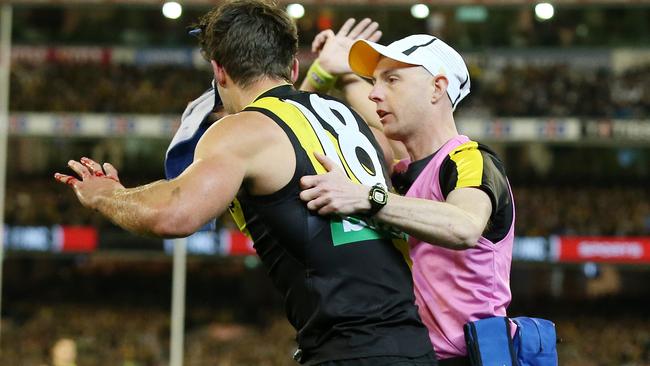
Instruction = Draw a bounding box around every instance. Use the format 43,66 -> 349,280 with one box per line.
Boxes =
164,82 -> 222,179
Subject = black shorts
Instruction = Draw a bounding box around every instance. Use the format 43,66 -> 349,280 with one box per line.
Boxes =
437,356 -> 470,366
315,350 -> 438,366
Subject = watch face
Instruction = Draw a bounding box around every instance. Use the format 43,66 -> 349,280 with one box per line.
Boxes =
372,189 -> 387,204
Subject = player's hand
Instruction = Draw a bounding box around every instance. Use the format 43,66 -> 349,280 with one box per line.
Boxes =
312,18 -> 382,76
54,157 -> 124,210
299,152 -> 371,216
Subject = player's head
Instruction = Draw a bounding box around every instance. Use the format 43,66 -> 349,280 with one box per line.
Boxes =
195,0 -> 298,90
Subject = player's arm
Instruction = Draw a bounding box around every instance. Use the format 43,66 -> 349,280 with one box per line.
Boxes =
54,114 -> 269,238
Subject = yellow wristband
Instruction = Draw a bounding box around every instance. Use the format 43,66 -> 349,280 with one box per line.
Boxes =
307,59 -> 338,92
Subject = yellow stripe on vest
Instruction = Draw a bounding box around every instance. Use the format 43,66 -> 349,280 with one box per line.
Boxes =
449,141 -> 483,189
228,198 -> 252,238
325,130 -> 361,184
247,97 -> 327,175
229,96 -> 331,236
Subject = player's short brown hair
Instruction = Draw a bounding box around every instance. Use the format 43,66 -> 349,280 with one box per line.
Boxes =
195,0 -> 298,88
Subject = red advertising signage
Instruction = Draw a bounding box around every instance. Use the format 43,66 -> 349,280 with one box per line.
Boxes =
53,226 -> 98,253
555,236 -> 650,263
220,230 -> 255,256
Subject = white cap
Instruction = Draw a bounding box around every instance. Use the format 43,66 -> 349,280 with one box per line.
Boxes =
349,34 -> 470,111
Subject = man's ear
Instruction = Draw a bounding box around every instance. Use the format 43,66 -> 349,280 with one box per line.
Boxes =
211,60 -> 228,87
431,75 -> 449,104
290,58 -> 300,83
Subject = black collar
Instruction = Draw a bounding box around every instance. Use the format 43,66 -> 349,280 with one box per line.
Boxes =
254,84 -> 295,101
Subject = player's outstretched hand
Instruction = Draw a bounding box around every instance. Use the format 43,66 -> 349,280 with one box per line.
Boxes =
312,18 -> 382,76
299,152 -> 371,216
54,157 -> 124,210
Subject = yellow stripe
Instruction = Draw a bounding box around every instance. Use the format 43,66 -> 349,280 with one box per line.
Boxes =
230,97 -> 329,234
228,198 -> 252,238
243,95 -> 409,260
247,97 -> 327,174
325,130 -> 361,184
449,141 -> 483,189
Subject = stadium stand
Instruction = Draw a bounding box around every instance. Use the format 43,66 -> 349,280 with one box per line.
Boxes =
2,2 -> 650,365
9,56 -> 650,118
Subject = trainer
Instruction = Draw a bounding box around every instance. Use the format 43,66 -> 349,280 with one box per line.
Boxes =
299,35 -> 516,365
55,2 -> 435,365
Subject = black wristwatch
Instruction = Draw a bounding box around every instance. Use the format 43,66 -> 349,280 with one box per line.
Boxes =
367,183 -> 388,217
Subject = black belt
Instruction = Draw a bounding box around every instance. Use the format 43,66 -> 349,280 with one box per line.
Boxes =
438,355 -> 471,366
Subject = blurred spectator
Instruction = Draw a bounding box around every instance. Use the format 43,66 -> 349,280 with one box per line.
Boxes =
51,338 -> 78,366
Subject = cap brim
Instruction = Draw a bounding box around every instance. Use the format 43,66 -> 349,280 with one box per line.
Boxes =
349,40 -> 423,78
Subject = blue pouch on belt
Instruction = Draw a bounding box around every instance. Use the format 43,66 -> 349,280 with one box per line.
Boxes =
511,317 -> 558,366
464,316 -> 517,366
464,316 -> 558,366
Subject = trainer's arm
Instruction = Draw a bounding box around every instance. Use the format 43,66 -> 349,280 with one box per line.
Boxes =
55,117 -> 250,238
300,153 -> 491,249
373,188 -> 491,249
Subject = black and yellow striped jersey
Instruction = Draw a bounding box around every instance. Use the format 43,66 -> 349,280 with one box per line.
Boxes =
228,85 -> 432,364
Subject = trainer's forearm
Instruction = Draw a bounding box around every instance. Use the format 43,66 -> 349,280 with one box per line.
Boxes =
298,74 -> 317,92
95,180 -> 189,238
376,193 -> 481,249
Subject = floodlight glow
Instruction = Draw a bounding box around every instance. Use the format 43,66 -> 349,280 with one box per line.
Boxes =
411,4 -> 430,19
535,3 -> 554,21
287,3 -> 305,19
162,2 -> 183,20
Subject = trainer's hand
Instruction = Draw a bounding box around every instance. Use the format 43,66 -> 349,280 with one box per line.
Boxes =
312,18 -> 382,76
54,157 -> 124,210
299,152 -> 371,216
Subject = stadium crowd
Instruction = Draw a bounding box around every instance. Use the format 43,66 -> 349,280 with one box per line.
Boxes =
5,27 -> 650,366
5,4 -> 650,366
10,63 -> 212,114
9,61 -> 650,118
514,186 -> 650,236
2,257 -> 650,366
461,64 -> 650,119
3,288 -> 650,366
